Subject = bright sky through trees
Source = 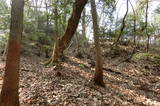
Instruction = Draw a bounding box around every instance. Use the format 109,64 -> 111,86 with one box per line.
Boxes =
117,0 -> 160,20
5,0 -> 160,41
6,0 -> 160,20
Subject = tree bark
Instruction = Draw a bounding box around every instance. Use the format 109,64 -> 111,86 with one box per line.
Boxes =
59,0 -> 88,53
90,0 -> 105,87
46,0 -> 88,65
2,40 -> 8,61
0,0 -> 24,105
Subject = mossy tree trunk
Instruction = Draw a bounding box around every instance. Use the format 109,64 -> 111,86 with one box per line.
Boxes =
0,0 -> 24,105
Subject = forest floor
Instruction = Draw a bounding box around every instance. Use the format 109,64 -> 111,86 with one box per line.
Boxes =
0,41 -> 160,106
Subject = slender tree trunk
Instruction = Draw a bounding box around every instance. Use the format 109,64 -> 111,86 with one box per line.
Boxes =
129,0 -> 136,46
133,15 -> 136,45
122,0 -> 137,62
45,0 -> 60,65
54,0 -> 59,61
112,0 -> 129,46
82,8 -> 87,40
75,31 -> 80,54
147,34 -> 150,52
145,0 -> 149,52
62,8 -> 67,34
45,0 -> 49,36
45,0 -> 50,58
90,0 -> 105,87
46,0 -> 88,65
34,0 -> 38,30
0,0 -> 24,105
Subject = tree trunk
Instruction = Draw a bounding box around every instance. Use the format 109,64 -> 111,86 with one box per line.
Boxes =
90,0 -> 105,87
82,8 -> 87,40
46,0 -> 88,65
129,0 -> 136,46
112,0 -> 129,46
0,0 -> 24,105
45,0 -> 50,58
45,0 -> 60,65
145,0 -> 149,52
147,34 -> 150,52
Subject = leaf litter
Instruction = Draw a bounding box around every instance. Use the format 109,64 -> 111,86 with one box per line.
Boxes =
0,46 -> 160,106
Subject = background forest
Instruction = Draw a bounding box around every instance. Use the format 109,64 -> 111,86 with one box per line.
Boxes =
0,0 -> 160,105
